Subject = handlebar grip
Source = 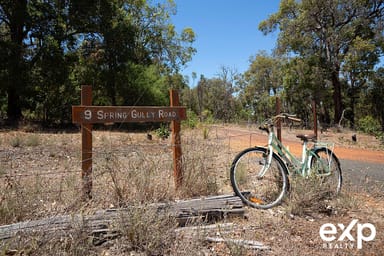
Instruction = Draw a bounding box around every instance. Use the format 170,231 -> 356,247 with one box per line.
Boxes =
287,116 -> 301,122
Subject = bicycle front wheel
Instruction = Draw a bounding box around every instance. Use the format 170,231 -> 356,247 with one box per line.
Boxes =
230,147 -> 289,209
310,147 -> 342,195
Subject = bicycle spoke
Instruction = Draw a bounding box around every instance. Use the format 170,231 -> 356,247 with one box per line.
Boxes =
311,148 -> 342,195
230,147 -> 288,209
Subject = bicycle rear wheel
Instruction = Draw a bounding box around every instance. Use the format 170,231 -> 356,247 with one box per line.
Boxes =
230,147 -> 289,209
310,147 -> 342,195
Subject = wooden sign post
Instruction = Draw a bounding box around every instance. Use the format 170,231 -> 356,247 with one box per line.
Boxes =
80,85 -> 93,200
170,90 -> 182,189
72,85 -> 187,199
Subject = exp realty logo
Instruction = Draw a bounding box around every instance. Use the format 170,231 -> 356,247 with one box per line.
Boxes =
320,219 -> 376,250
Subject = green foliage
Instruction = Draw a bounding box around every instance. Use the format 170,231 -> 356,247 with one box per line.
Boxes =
0,0 -> 383,130
155,123 -> 170,139
201,109 -> 214,123
259,0 -> 384,123
369,67 -> 384,132
183,109 -> 199,129
187,67 -> 240,123
357,116 -> 381,136
202,126 -> 209,140
0,0 -> 196,123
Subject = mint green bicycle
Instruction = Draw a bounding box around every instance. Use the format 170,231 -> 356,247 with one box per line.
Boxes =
230,114 -> 342,209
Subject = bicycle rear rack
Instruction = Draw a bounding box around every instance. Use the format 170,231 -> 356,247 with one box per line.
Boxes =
314,142 -> 335,151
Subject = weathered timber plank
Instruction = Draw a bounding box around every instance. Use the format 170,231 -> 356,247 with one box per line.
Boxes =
0,194 -> 244,241
205,237 -> 271,250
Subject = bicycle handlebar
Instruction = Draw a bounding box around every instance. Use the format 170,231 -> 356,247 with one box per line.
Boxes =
273,113 -> 301,123
259,113 -> 301,132
286,116 -> 301,122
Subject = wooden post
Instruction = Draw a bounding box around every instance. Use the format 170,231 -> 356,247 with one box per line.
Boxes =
73,86 -> 185,195
170,89 -> 183,189
276,97 -> 282,143
81,85 -> 93,200
312,100 -> 318,138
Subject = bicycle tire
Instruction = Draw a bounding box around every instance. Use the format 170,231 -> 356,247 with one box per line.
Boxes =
230,147 -> 289,209
310,147 -> 342,195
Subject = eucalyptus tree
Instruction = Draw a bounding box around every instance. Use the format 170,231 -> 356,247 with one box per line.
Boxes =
259,0 -> 384,124
369,67 -> 384,131
0,0 -> 101,121
0,0 -> 196,122
215,65 -> 239,122
241,51 -> 284,121
73,0 -> 196,107
342,36 -> 380,128
0,0 -> 30,120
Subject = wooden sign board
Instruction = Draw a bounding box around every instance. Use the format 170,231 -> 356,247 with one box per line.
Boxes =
72,106 -> 187,124
72,86 -> 186,199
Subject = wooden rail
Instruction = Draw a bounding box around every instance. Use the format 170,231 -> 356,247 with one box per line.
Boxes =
0,195 -> 245,242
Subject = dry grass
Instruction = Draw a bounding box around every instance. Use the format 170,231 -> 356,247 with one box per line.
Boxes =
0,126 -> 383,255
109,205 -> 178,255
0,128 -> 233,254
285,174 -> 357,218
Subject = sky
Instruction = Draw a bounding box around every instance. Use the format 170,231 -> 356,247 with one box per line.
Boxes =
171,0 -> 281,84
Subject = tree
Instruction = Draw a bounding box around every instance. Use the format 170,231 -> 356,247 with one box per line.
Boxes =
0,0 -> 100,121
216,66 -> 239,122
259,0 -> 384,123
342,36 -> 379,128
369,67 -> 384,131
187,68 -> 240,122
196,75 -> 206,118
0,0 -> 196,122
0,0 -> 29,121
70,0 -> 196,107
241,51 -> 284,121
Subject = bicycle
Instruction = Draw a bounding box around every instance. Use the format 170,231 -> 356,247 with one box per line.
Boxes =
230,113 -> 342,209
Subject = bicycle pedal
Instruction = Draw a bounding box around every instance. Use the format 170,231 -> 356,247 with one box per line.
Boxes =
249,197 -> 264,204
241,192 -> 263,204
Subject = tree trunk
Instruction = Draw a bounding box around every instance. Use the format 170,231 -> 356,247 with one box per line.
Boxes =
381,106 -> 384,132
6,0 -> 27,121
6,87 -> 22,122
331,70 -> 343,124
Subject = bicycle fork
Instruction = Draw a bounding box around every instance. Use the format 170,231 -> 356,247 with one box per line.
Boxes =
257,133 -> 275,179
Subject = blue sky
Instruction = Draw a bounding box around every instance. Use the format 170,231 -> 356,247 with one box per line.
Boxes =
171,0 -> 281,84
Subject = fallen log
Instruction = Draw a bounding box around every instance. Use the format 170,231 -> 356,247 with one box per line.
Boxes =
0,194 -> 244,242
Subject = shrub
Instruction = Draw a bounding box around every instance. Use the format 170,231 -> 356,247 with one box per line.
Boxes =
25,134 -> 40,147
201,109 -> 214,124
9,136 -> 22,147
114,205 -> 177,255
286,174 -> 357,217
183,109 -> 199,129
155,123 -> 170,139
357,115 -> 381,135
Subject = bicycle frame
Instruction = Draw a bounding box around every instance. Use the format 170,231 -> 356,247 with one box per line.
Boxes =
261,129 -> 315,177
268,132 -> 310,176
257,113 -> 338,180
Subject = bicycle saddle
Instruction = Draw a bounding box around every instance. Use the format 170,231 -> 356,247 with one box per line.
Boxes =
296,134 -> 317,142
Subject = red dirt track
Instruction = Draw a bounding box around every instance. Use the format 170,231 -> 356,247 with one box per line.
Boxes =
214,125 -> 384,164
